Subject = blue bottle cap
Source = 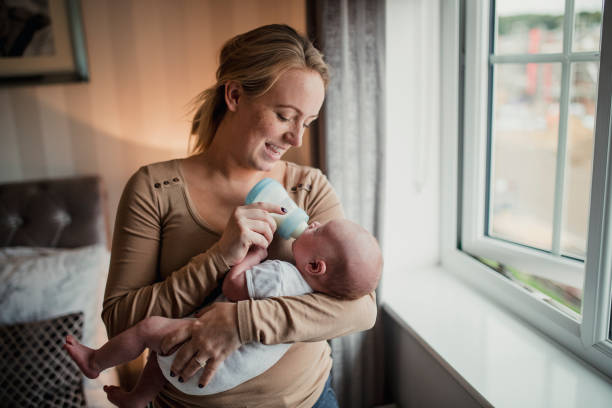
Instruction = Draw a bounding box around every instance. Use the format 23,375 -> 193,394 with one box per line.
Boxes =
245,178 -> 277,204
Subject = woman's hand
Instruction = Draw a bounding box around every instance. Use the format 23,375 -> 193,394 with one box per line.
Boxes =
160,302 -> 242,388
216,202 -> 285,266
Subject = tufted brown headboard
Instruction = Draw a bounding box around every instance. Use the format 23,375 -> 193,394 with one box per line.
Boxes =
0,176 -> 107,248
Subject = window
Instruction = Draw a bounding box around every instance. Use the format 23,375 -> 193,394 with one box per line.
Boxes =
463,0 -> 603,316
441,0 -> 612,378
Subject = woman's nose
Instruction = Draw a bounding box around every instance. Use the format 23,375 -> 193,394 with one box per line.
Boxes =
285,124 -> 304,147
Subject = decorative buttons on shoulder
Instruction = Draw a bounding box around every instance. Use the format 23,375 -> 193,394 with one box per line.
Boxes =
155,178 -> 180,188
291,183 -> 312,193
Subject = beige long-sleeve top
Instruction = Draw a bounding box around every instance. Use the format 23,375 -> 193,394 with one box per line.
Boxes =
102,159 -> 377,408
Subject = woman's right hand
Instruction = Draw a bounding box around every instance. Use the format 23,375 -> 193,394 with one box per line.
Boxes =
216,202 -> 285,266
161,302 -> 241,388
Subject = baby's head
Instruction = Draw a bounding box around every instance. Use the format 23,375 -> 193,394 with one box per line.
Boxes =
292,219 -> 382,299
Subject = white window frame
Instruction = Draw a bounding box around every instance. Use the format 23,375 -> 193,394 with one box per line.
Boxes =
462,0 -> 600,292
440,0 -> 612,377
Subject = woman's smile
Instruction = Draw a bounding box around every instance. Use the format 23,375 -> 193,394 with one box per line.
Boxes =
264,142 -> 285,160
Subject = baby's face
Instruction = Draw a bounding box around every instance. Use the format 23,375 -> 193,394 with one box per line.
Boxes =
291,220 -> 350,268
292,221 -> 325,265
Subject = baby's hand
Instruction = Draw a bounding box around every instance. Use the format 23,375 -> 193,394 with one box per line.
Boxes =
238,246 -> 267,266
250,246 -> 268,263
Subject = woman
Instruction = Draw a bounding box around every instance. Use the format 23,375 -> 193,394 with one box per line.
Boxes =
102,24 -> 377,408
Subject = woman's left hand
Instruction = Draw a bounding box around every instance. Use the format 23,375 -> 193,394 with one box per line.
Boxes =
160,302 -> 242,387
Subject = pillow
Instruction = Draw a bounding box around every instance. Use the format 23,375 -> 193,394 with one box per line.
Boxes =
0,312 -> 86,407
0,245 -> 110,346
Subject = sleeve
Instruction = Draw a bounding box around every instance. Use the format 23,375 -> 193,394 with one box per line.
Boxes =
101,167 -> 229,337
236,168 -> 378,345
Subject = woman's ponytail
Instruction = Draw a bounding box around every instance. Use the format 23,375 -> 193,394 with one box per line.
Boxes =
189,85 -> 226,153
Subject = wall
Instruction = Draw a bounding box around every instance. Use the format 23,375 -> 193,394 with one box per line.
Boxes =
0,0 -> 308,230
382,0 -> 476,406
382,307 -> 485,408
382,0 -> 441,279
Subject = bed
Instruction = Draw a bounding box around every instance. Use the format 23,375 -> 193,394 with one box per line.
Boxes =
0,176 -> 118,407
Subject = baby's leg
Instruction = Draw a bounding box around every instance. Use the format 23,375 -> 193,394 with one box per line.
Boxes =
104,352 -> 167,408
64,316 -> 190,379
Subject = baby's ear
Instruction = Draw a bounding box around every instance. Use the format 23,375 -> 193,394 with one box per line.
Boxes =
306,259 -> 327,276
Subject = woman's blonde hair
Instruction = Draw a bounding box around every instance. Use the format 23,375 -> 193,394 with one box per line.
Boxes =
189,24 -> 329,153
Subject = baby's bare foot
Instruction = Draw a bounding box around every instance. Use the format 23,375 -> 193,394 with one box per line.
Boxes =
63,335 -> 100,379
104,385 -> 150,408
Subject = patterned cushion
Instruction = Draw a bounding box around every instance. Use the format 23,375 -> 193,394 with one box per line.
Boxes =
0,245 -> 110,346
0,312 -> 86,407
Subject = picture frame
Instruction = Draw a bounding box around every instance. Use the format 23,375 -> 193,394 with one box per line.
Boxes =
0,0 -> 89,86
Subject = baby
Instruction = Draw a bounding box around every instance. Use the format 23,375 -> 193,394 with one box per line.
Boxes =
64,218 -> 382,407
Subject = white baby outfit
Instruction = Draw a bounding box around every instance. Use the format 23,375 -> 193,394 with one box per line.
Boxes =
157,260 -> 313,395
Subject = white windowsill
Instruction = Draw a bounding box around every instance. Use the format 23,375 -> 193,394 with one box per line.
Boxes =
382,265 -> 612,408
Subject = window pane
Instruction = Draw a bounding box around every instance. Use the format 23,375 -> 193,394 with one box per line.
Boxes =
562,62 -> 599,258
496,1 -> 565,54
489,63 -> 562,251
573,0 -> 603,52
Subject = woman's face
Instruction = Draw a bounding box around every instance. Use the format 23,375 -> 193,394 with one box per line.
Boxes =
231,68 -> 325,171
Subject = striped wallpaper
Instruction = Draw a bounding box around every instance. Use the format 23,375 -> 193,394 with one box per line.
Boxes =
0,0 -> 309,231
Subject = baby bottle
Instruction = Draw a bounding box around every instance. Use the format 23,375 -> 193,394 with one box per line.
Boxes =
245,178 -> 309,239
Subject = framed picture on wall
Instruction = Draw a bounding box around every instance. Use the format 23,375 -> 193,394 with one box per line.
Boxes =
0,0 -> 89,86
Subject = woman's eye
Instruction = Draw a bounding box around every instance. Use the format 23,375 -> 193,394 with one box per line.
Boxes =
276,113 -> 290,122
304,119 -> 317,129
